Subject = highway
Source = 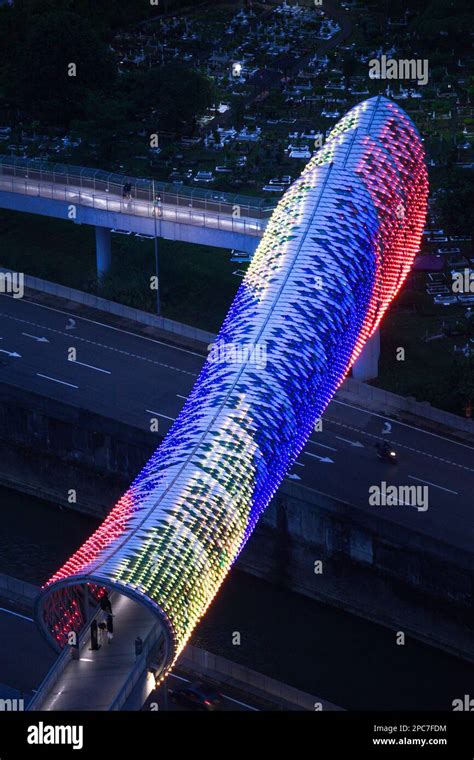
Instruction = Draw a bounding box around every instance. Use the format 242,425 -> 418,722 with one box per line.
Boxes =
0,291 -> 473,555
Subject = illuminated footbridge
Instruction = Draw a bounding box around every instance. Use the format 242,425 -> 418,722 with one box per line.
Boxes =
33,96 -> 428,704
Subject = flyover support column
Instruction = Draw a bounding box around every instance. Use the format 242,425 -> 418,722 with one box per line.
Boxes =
95,226 -> 112,279
352,327 -> 380,381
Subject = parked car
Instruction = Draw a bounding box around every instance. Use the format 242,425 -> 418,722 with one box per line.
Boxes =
437,247 -> 460,255
169,681 -> 222,711
194,171 -> 215,183
433,294 -> 458,306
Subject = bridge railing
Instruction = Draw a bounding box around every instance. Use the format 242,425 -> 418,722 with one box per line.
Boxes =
27,606 -> 102,711
108,623 -> 164,711
0,157 -> 276,220
0,172 -> 267,237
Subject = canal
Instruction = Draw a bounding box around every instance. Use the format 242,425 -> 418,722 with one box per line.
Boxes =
1,485 -> 472,710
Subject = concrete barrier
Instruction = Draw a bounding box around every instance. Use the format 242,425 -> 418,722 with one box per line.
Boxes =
0,573 -> 39,609
0,267 -> 216,346
339,377 -> 473,437
179,645 -> 342,711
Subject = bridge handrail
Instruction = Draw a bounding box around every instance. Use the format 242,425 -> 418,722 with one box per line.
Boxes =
0,173 -> 267,236
0,156 -> 276,218
27,607 -> 101,711
107,622 -> 163,711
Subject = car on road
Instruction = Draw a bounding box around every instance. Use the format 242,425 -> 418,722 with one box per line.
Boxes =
169,681 -> 222,711
433,294 -> 458,306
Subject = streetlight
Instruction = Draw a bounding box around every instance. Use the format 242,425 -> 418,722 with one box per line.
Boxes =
152,178 -> 161,316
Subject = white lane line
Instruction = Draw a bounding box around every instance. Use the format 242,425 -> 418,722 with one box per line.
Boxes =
335,435 -> 364,448
408,475 -> 458,495
0,349 -> 21,358
333,398 -> 474,452
70,360 -> 111,375
146,409 -> 176,422
176,394 -> 188,400
1,295 -> 206,359
168,673 -> 259,711
304,452 -> 334,463
223,694 -> 259,711
295,462 -> 305,468
0,309 -> 199,377
326,417 -> 474,474
0,607 -> 34,622
21,332 -> 49,343
36,373 -> 78,389
308,439 -> 337,452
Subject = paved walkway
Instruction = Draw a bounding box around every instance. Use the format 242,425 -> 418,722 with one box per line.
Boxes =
40,594 -> 157,711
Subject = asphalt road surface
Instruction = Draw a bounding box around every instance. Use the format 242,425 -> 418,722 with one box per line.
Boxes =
0,292 -> 472,555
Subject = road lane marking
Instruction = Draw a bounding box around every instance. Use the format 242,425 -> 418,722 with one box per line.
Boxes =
335,435 -> 364,448
0,295 -> 206,359
223,694 -> 259,711
176,394 -> 188,400
408,475 -> 458,495
168,673 -> 259,711
0,349 -> 21,358
333,399 -> 474,452
0,309 -> 199,377
146,409 -> 176,422
308,439 -> 337,452
36,373 -> 79,389
326,417 -> 474,474
304,452 -> 334,463
70,360 -> 111,375
0,607 -> 34,622
21,332 -> 49,343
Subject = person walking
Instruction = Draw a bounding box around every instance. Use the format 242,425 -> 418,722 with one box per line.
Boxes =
153,194 -> 162,217
98,621 -> 107,647
107,613 -> 114,644
100,592 -> 112,615
97,608 -> 108,647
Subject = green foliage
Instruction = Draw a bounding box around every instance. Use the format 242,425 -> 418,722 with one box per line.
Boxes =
433,170 -> 474,236
7,9 -> 116,126
151,62 -> 216,134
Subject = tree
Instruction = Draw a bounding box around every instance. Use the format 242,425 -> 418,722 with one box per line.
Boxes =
433,170 -> 474,237
8,9 -> 116,126
153,63 -> 216,134
71,92 -> 140,164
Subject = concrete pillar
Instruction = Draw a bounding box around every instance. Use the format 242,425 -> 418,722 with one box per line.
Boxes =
95,226 -> 112,279
352,327 -> 380,381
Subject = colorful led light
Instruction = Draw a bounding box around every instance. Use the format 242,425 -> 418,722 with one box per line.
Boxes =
36,97 -> 428,675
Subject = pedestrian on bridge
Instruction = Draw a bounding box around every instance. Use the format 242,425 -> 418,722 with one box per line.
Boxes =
153,194 -> 162,217
100,592 -> 112,615
107,613 -> 114,644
